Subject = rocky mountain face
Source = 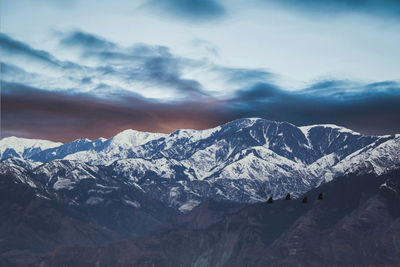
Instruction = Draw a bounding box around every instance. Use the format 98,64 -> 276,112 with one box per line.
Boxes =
1,118 -> 399,212
34,169 -> 400,267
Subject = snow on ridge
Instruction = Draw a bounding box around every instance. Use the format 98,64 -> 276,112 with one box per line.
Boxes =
0,119 -> 396,168
298,125 -> 313,136
299,124 -> 361,135
169,125 -> 222,141
0,136 -> 63,158
1,121 -> 399,212
247,117 -> 262,122
179,199 -> 200,213
71,138 -> 92,142
109,129 -> 167,147
0,136 -> 63,148
298,125 -> 313,146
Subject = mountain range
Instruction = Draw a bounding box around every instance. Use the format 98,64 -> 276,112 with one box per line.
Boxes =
1,118 -> 399,211
0,118 -> 399,266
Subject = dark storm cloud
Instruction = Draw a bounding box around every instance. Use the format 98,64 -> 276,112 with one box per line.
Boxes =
228,81 -> 400,135
267,0 -> 400,19
2,78 -> 400,142
233,82 -> 283,102
145,0 -> 226,21
1,82 -> 230,142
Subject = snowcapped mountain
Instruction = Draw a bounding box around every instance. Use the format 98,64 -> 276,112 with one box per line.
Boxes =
0,118 -> 399,212
0,136 -> 62,160
30,129 -> 167,164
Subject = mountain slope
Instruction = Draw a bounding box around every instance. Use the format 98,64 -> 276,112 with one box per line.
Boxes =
0,159 -> 178,237
0,173 -> 119,266
35,169 -> 400,267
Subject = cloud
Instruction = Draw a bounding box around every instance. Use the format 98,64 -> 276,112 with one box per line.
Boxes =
266,0 -> 400,19
2,78 -> 400,142
0,33 -> 60,67
227,80 -> 400,135
1,32 -> 211,98
144,0 -> 226,22
0,33 -> 85,81
214,67 -> 275,87
59,31 -> 210,97
2,32 -> 277,99
1,82 -> 230,142
1,62 -> 39,83
191,39 -> 219,57
2,32 -> 400,140
35,0 -> 76,8
59,31 -> 116,51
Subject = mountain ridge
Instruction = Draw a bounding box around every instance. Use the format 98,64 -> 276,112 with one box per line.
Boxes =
1,118 -> 399,213
0,118 -> 372,163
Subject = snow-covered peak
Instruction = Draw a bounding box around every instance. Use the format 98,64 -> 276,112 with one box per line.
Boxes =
227,118 -> 263,128
0,136 -> 63,160
108,129 -> 167,148
0,119 -> 399,213
0,119 -> 392,168
299,124 -> 361,136
169,126 -> 221,141
0,136 -> 63,150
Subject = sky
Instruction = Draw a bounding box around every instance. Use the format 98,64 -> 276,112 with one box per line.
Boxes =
1,0 -> 400,142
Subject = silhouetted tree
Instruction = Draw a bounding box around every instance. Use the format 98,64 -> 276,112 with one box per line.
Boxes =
318,193 -> 323,200
302,197 -> 308,203
267,197 -> 273,204
285,193 -> 291,200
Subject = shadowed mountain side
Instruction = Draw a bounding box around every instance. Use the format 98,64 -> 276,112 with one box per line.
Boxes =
0,174 -> 120,267
0,166 -> 181,266
58,175 -> 179,238
34,169 -> 400,267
